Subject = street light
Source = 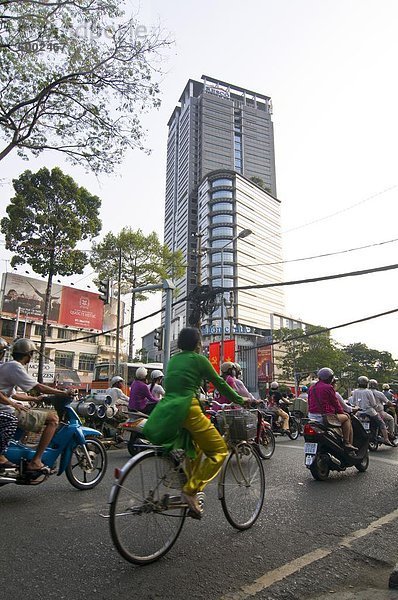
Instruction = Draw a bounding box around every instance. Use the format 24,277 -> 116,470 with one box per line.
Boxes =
220,228 -> 252,364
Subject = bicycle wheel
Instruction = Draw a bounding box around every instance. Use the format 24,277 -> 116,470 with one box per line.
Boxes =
219,442 -> 265,530
256,428 -> 275,460
109,450 -> 186,565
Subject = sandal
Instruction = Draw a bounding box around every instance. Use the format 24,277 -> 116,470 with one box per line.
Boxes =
182,492 -> 204,519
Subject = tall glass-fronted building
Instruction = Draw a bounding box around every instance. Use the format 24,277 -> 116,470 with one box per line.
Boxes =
163,75 -> 284,343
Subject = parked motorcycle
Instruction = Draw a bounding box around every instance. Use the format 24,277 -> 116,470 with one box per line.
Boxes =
1,396 -> 107,489
356,411 -> 398,451
303,414 -> 369,481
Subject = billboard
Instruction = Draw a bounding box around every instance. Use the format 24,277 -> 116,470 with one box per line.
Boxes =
257,346 -> 273,383
1,273 -> 104,330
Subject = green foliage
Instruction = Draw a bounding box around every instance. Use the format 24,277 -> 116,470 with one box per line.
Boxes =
274,325 -> 348,383
1,167 -> 101,275
249,176 -> 271,193
342,342 -> 397,385
90,227 -> 186,359
0,1 -> 172,172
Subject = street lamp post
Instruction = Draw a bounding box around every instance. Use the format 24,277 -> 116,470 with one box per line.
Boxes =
219,228 -> 252,364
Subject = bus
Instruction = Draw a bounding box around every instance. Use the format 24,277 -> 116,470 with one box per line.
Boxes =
91,362 -> 164,396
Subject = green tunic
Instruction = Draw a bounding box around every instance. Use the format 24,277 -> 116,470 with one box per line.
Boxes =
143,351 -> 244,457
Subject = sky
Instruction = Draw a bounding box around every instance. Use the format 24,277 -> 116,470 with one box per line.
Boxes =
1,0 -> 398,357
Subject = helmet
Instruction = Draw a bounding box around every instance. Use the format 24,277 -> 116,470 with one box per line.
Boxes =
220,362 -> 235,374
301,386 -> 308,392
383,383 -> 390,390
368,379 -> 378,389
234,363 -> 242,375
110,376 -> 123,386
357,376 -> 369,387
317,367 -> 334,382
270,381 -> 279,390
0,338 -> 9,353
135,367 -> 148,380
150,369 -> 164,381
12,338 -> 37,356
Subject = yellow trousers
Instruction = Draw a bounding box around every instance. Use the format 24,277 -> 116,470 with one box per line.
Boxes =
182,399 -> 228,495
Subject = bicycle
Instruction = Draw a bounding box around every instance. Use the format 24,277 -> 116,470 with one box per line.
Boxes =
108,406 -> 265,565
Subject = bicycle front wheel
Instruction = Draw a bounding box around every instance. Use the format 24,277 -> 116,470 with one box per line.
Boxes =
109,450 -> 186,565
219,442 -> 265,530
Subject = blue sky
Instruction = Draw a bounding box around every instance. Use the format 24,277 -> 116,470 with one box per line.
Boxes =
1,0 -> 398,357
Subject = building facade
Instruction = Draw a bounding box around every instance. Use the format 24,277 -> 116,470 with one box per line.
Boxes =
163,75 -> 284,347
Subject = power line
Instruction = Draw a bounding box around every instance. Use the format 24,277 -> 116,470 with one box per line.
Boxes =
282,184 -> 397,234
242,237 -> 398,268
226,262 -> 398,293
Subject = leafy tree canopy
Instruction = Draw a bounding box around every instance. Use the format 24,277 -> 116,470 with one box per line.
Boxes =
342,342 -> 397,384
1,166 -> 101,274
0,0 -> 172,172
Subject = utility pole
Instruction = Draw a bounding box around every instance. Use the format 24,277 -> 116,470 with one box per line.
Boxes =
115,246 -> 122,372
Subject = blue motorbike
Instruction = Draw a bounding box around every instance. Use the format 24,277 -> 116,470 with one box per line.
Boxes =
0,396 -> 107,490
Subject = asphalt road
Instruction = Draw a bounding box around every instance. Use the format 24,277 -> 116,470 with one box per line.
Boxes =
3,437 -> 398,600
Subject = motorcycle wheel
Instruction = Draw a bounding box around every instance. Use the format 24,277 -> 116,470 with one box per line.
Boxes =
65,438 -> 107,490
309,453 -> 330,481
355,452 -> 369,472
256,429 -> 276,460
368,439 -> 379,452
127,432 -> 149,456
287,417 -> 299,440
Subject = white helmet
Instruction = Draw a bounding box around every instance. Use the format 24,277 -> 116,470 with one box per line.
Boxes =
221,362 -> 235,374
383,383 -> 390,390
110,376 -> 123,386
150,369 -> 164,381
12,338 -> 37,356
135,367 -> 148,380
317,368 -> 334,382
368,379 -> 378,389
357,375 -> 369,388
270,381 -> 279,390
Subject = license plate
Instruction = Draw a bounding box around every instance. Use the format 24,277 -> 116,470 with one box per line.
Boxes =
362,422 -> 370,430
305,454 -> 315,466
304,442 -> 318,454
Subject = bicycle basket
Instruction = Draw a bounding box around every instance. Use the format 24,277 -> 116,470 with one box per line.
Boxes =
215,409 -> 257,442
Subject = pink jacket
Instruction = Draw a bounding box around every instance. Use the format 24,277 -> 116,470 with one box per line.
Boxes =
308,381 -> 344,414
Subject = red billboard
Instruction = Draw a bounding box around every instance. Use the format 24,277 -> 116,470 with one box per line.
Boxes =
1,273 -> 104,330
257,346 -> 273,383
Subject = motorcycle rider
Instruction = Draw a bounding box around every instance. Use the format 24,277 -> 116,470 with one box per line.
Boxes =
129,366 -> 159,415
233,363 -> 259,405
368,379 -> 395,440
0,338 -> 22,471
211,362 -> 239,410
352,376 -> 393,446
149,369 -> 165,400
0,338 -> 74,472
105,376 -> 129,408
308,367 -> 357,450
267,381 -> 289,432
299,386 -> 309,401
382,383 -> 397,425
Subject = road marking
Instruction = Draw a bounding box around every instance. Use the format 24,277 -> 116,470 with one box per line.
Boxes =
220,508 -> 398,600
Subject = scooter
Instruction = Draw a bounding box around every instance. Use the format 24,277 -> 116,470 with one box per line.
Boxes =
0,395 -> 107,489
303,414 -> 369,481
118,410 -> 150,456
260,404 -> 300,440
356,411 -> 397,452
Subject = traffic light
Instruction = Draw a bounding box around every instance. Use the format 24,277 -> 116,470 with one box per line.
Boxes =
154,328 -> 162,350
98,279 -> 110,304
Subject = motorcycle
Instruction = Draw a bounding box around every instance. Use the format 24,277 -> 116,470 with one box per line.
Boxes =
119,410 -> 150,456
0,395 -> 107,489
259,401 -> 300,440
303,414 -> 369,481
356,411 -> 397,451
76,394 -> 130,450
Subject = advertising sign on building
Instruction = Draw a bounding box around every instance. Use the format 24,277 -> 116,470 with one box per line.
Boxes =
1,273 -> 104,330
257,346 -> 273,383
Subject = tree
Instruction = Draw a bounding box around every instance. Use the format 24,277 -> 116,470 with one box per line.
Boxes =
1,166 -> 101,380
274,326 -> 348,384
342,342 -> 397,388
90,228 -> 185,360
0,1 -> 172,172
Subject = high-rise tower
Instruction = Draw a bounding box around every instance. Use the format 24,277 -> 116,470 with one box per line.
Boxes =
164,75 -> 284,342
